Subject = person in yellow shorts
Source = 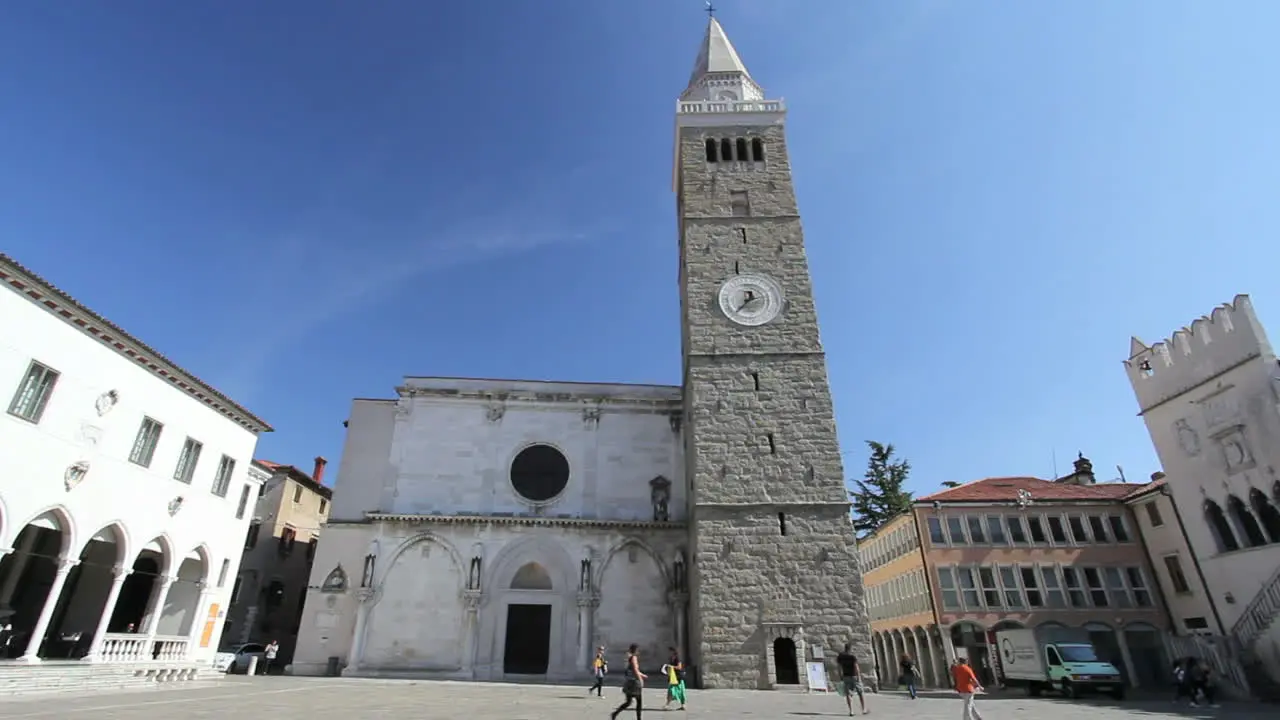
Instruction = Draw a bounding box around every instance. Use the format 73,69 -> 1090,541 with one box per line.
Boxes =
663,646 -> 687,711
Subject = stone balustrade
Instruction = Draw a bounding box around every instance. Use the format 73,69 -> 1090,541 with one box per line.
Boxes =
98,634 -> 149,663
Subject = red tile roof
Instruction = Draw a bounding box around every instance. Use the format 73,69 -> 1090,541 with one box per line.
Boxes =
252,459 -> 333,498
918,476 -> 1149,504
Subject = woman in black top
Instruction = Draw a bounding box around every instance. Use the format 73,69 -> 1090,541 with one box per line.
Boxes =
610,644 -> 647,720
899,654 -> 919,699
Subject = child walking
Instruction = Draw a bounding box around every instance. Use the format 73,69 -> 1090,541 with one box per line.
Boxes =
663,647 -> 687,711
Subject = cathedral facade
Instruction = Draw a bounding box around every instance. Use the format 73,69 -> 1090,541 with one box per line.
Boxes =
292,18 -> 870,689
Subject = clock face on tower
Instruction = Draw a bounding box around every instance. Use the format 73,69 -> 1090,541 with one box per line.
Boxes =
718,274 -> 784,326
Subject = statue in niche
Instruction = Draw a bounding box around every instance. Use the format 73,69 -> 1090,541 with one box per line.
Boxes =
361,538 -> 379,588
580,556 -> 592,592
672,549 -> 687,592
468,556 -> 482,590
321,565 -> 348,592
650,476 -> 672,522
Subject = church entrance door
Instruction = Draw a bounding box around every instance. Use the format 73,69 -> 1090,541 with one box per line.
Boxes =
503,604 -> 552,675
772,637 -> 800,685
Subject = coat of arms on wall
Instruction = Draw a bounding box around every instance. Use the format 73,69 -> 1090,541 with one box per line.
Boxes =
1175,419 -> 1201,457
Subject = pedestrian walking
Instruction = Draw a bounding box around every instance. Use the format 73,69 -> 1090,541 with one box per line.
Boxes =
899,654 -> 920,699
951,657 -> 984,720
590,646 -> 608,697
663,646 -> 687,711
609,644 -> 645,720
262,640 -> 279,675
835,644 -> 868,716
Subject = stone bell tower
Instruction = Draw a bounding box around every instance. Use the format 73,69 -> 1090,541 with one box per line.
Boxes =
675,16 -> 871,689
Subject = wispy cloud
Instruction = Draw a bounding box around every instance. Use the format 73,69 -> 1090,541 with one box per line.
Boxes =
212,175 -> 615,401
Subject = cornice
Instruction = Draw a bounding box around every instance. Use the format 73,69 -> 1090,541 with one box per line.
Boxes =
363,512 -> 686,531
393,385 -> 683,413
0,253 -> 272,433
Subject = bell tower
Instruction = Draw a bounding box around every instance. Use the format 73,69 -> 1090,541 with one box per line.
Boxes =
676,17 -> 871,689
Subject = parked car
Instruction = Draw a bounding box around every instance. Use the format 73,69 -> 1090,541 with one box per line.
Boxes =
213,643 -> 267,674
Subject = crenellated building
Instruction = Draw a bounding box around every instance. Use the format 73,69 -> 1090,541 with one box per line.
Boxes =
1124,294 -> 1280,694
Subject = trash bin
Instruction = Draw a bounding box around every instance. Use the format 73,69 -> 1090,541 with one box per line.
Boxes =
326,656 -> 341,677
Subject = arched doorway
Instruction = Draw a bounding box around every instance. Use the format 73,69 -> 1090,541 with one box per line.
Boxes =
1122,622 -> 1167,688
45,524 -> 126,659
1085,622 -> 1128,686
772,636 -> 800,685
0,510 -> 72,659
503,562 -> 554,675
950,622 -> 992,685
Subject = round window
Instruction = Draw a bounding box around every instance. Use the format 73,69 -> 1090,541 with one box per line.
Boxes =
510,444 -> 570,503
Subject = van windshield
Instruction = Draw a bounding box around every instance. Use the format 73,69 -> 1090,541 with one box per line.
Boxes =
1058,645 -> 1100,663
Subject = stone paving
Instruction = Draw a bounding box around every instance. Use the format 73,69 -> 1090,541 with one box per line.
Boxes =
0,677 -> 1266,719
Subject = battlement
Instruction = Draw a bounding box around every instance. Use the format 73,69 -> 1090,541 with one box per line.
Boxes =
1124,294 -> 1275,413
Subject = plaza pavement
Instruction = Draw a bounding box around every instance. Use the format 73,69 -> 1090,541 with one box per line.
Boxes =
0,676 -> 1264,719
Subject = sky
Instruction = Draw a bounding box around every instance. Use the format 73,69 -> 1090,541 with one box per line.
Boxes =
3,1 -> 1279,499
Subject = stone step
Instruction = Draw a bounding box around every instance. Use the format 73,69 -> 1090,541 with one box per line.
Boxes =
0,661 -> 215,697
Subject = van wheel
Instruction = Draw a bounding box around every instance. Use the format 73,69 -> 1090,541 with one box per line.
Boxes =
1028,682 -> 1041,697
1060,679 -> 1078,698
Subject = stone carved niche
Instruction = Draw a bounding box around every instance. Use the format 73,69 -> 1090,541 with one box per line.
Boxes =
468,555 -> 483,591
672,549 -> 687,591
485,402 -> 506,423
579,555 -> 592,592
361,538 -> 379,588
669,412 -> 683,434
321,565 -> 348,593
650,476 -> 672,522
64,461 -> 90,492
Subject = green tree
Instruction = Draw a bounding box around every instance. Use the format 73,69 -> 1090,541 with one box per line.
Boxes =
850,441 -> 914,535
941,480 -> 961,489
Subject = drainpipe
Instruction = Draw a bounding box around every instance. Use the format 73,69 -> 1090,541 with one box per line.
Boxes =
1158,481 -> 1228,636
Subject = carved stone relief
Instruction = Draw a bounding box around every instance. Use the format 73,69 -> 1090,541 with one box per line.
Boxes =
583,402 -> 602,429
77,423 -> 104,449
1214,425 -> 1255,474
485,402 -> 506,423
1174,419 -> 1201,457
650,476 -> 672,522
167,496 -> 185,516
64,462 -> 90,492
94,390 -> 119,417
1200,392 -> 1239,430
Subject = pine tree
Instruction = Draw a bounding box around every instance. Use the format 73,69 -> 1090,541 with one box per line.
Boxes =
941,481 -> 961,489
850,440 -> 914,535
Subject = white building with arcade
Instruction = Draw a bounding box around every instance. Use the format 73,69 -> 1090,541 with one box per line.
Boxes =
0,253 -> 271,676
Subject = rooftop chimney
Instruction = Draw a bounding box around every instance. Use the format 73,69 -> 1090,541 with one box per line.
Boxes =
313,456 -> 328,486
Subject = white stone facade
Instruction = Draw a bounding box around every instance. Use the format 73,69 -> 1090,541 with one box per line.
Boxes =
1125,295 -> 1280,684
0,254 -> 271,667
293,378 -> 687,680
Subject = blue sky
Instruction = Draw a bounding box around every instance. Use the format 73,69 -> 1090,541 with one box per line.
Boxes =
3,1 -> 1278,498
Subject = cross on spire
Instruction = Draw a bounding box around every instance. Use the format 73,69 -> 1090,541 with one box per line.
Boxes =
705,2 -> 716,19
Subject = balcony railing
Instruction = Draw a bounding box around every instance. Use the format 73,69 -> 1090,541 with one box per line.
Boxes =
96,633 -> 190,663
677,99 -> 785,115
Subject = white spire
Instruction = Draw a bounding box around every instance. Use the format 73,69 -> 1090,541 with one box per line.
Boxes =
681,17 -> 764,102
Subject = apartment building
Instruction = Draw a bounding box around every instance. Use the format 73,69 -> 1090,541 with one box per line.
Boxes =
220,457 -> 332,665
862,455 -> 1177,690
